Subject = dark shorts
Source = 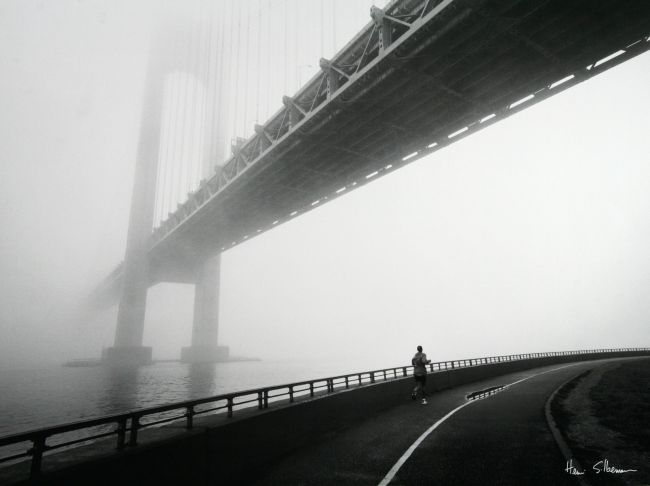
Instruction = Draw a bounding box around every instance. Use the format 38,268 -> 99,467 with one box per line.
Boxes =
414,374 -> 427,384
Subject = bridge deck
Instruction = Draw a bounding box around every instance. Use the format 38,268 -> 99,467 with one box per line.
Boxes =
153,0 -> 650,274
95,0 -> 650,301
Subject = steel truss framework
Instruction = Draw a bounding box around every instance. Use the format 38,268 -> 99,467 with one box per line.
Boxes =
95,0 -> 650,304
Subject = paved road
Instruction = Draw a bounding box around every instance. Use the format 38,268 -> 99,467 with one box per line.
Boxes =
253,360 -> 612,485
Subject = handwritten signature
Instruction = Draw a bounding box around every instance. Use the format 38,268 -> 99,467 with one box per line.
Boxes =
565,459 -> 638,476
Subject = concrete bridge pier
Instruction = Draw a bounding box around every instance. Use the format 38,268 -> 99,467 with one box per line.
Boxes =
102,258 -> 153,366
102,44 -> 165,367
181,254 -> 229,363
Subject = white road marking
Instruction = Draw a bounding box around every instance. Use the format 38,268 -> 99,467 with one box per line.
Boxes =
377,364 -> 577,486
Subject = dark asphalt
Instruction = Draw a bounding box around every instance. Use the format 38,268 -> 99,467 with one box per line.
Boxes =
252,360 -> 614,486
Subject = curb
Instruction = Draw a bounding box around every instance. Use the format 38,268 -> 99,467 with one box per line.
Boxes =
544,371 -> 591,486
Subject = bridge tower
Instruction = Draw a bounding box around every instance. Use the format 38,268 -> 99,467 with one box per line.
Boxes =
103,12 -> 228,366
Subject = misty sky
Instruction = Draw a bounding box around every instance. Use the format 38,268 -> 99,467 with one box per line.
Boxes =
0,0 -> 648,368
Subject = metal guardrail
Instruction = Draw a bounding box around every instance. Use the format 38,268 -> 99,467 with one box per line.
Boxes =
0,347 -> 648,478
466,385 -> 507,401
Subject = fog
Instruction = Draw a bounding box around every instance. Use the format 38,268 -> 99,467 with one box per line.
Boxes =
0,0 -> 648,369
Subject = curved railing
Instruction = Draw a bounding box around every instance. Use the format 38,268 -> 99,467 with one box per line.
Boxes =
1,347 -> 648,479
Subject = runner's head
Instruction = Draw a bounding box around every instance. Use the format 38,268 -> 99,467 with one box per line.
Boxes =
417,345 -> 422,352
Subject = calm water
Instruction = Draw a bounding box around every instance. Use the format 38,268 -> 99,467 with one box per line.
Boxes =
0,357 -> 392,437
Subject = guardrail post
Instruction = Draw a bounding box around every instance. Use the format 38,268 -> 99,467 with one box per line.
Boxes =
309,382 -> 314,397
129,416 -> 140,447
30,436 -> 46,478
186,406 -> 194,429
227,397 -> 234,417
264,390 -> 270,408
258,392 -> 263,410
117,418 -> 127,450
289,385 -> 295,402
345,376 -> 350,388
370,372 -> 376,383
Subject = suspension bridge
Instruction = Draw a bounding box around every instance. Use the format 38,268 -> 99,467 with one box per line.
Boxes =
92,0 -> 650,365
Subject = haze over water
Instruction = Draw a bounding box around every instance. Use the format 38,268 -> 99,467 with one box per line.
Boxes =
0,357 -> 396,437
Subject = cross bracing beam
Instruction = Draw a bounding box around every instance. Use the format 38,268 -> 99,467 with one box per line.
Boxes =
93,0 -> 650,307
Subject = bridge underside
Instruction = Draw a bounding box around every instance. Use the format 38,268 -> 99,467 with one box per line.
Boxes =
95,0 -> 650,306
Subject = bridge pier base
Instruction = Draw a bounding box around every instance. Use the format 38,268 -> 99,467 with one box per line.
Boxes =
180,345 -> 229,363
102,346 -> 153,366
181,254 -> 229,363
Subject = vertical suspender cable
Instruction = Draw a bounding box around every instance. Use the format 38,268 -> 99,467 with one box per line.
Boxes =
195,0 -> 206,184
215,1 -> 223,166
320,0 -> 324,57
155,77 -> 172,225
232,1 -> 242,140
167,27 -> 184,217
150,12 -> 163,225
160,74 -> 174,223
173,35 -> 184,207
265,0 -> 271,120
173,51 -> 185,213
294,0 -> 299,87
192,1 -> 207,188
151,27 -> 165,226
332,0 -> 337,53
187,5 -> 202,196
187,9 -> 198,195
233,2 -> 242,142
202,0 -> 216,178
293,2 -> 305,86
187,12 -> 197,196
215,3 -> 227,165
282,0 -> 289,94
225,0 -> 235,157
178,14 -> 193,202
256,0 -> 262,123
243,1 -> 250,135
